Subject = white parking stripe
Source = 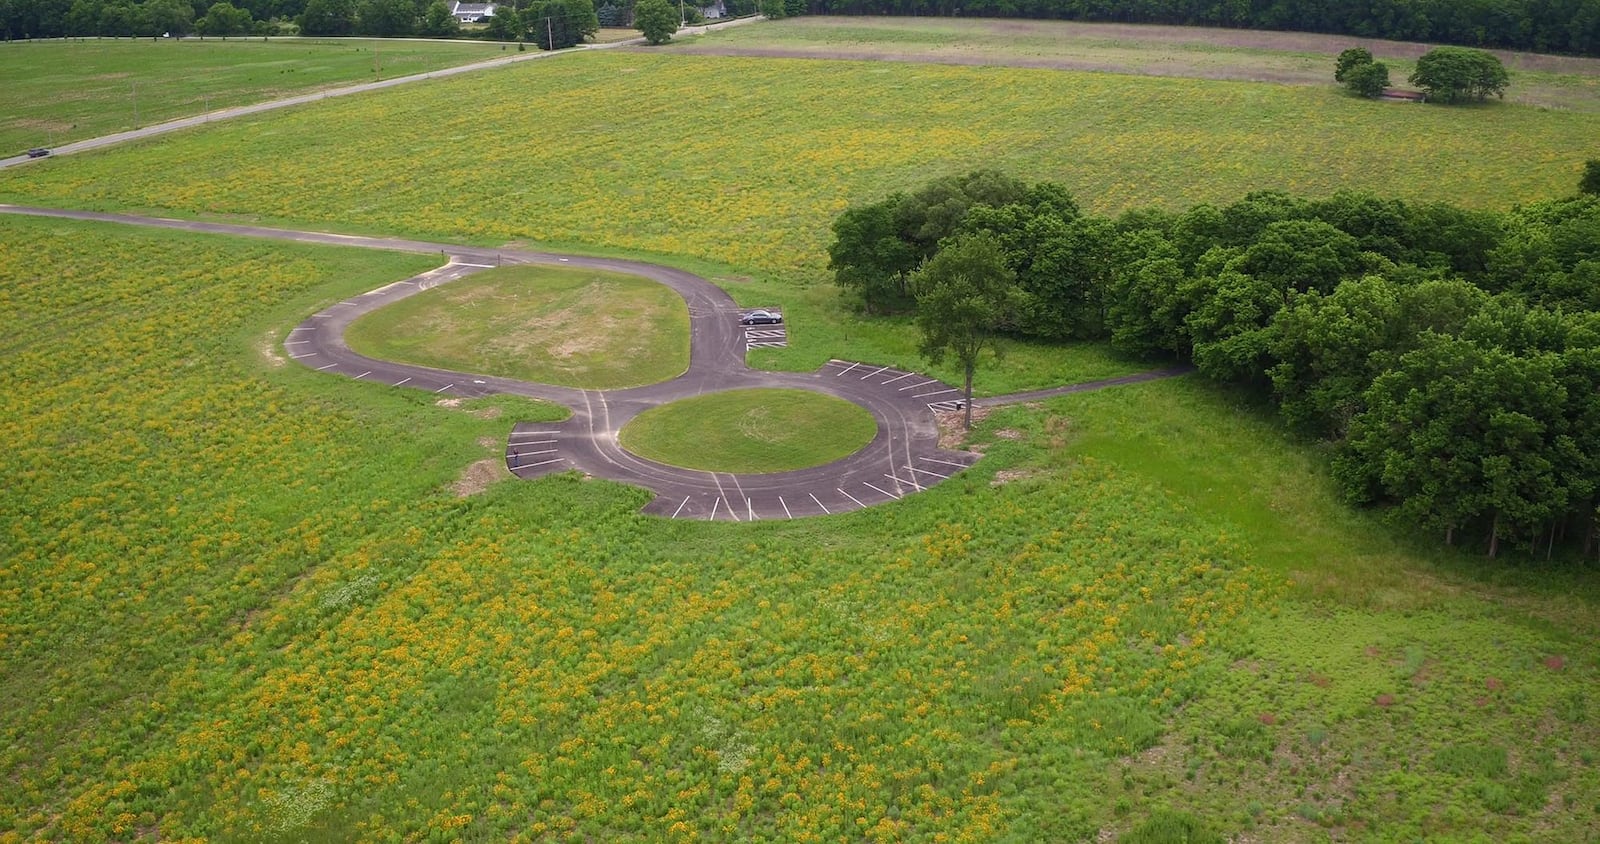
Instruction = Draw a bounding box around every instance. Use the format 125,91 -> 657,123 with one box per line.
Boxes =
882,372 -> 914,384
747,498 -> 755,521
863,481 -> 900,499
510,430 -> 559,437
912,388 -> 959,398
508,439 -> 555,446
512,449 -> 557,456
356,371 -> 371,379
809,492 -> 831,514
434,384 -> 453,393
860,365 -> 888,379
316,363 -> 337,371
899,379 -> 937,391
909,466 -> 951,478
285,340 -> 310,345
394,377 -> 411,387
836,362 -> 860,376
887,473 -> 923,491
779,496 -> 792,519
291,352 -> 316,359
519,458 -> 564,468
289,326 -> 310,332
920,456 -> 973,468
837,487 -> 865,508
672,496 -> 691,518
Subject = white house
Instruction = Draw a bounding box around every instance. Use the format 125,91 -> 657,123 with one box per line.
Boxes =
450,1 -> 498,22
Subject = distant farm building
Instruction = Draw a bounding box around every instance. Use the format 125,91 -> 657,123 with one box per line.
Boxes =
451,1 -> 497,22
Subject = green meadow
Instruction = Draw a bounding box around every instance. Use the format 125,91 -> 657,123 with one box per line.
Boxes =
0,37 -> 511,152
3,28 -> 1599,842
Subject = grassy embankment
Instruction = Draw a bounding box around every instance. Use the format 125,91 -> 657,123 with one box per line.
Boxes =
620,388 -> 879,472
344,264 -> 690,389
0,37 -> 511,152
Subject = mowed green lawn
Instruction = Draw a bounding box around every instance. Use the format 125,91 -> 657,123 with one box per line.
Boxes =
1,51 -> 1595,280
0,37 -> 511,152
344,264 -> 690,389
619,388 -> 878,472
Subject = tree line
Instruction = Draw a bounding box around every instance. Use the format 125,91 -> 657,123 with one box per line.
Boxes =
829,170 -> 1600,560
0,0 -> 607,39
800,0 -> 1600,58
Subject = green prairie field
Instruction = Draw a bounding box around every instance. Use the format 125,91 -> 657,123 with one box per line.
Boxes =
4,214 -> 1596,841
344,264 -> 691,389
2,52 -> 1596,282
0,37 -> 512,152
678,16 -> 1600,112
5,27 -> 1600,842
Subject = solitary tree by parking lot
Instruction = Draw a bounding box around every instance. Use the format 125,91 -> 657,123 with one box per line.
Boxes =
910,232 -> 1021,430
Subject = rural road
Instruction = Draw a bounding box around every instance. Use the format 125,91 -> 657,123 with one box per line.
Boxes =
0,204 -> 1192,520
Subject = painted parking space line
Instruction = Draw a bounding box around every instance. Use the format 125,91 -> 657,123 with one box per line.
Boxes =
838,487 -> 865,508
746,498 -> 756,521
887,472 -> 923,491
809,492 -> 831,514
356,371 -> 371,379
434,383 -> 454,393
316,363 -> 337,371
909,466 -> 951,479
516,458 -> 564,469
882,371 -> 915,384
898,380 -> 939,392
672,496 -> 691,518
512,449 -> 558,457
912,388 -> 959,398
920,456 -> 973,468
779,496 -> 792,519
291,352 -> 317,359
285,340 -> 311,345
835,361 -> 860,377
394,377 -> 411,387
862,481 -> 900,500
860,365 -> 889,380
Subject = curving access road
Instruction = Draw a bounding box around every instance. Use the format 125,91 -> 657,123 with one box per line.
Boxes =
1,204 -> 1192,520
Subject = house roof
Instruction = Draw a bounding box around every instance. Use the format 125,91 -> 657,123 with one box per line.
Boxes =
451,2 -> 496,13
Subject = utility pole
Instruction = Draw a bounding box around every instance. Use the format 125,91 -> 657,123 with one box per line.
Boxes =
546,15 -> 553,50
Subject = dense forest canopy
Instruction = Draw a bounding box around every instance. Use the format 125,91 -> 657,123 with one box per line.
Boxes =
6,0 -> 1600,55
829,172 -> 1600,560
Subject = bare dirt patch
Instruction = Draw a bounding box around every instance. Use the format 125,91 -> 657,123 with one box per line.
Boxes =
935,406 -> 991,450
452,458 -> 508,497
435,397 -> 464,409
474,406 -> 503,420
259,330 -> 286,368
991,468 -> 1036,486
994,428 -> 1024,440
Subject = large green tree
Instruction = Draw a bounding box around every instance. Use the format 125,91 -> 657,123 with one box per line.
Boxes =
298,0 -> 354,34
418,0 -> 459,35
1408,46 -> 1510,103
910,232 -> 1021,430
198,0 -> 251,35
633,0 -> 676,43
526,0 -> 597,49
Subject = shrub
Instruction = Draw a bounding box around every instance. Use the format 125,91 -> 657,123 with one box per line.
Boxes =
1344,61 -> 1390,98
1334,47 -> 1374,82
1580,160 -> 1600,196
1409,47 -> 1510,103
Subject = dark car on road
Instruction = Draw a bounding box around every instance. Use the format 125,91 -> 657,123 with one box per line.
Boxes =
740,309 -> 783,325
26,148 -> 50,158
